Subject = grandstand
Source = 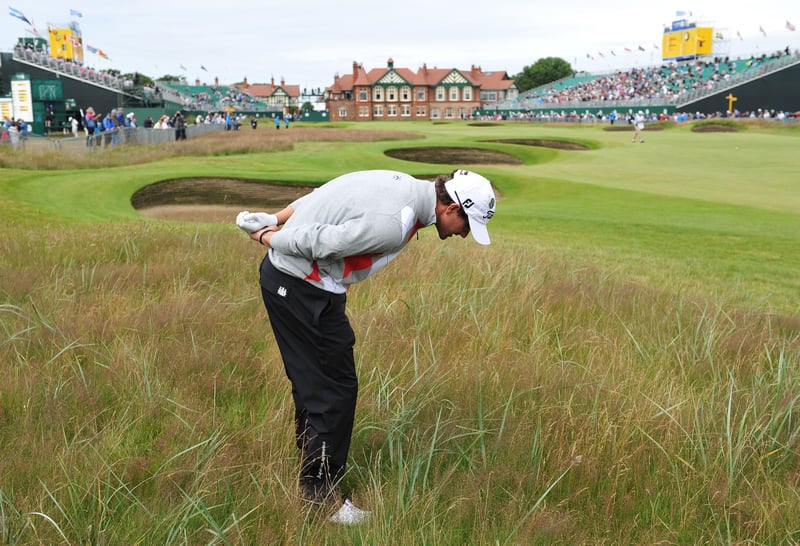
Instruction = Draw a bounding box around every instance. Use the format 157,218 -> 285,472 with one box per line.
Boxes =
494,48 -> 800,118
156,82 -> 268,112
0,45 -> 158,134
1,42 -> 280,135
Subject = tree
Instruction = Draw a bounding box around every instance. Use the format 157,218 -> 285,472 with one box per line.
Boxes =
158,74 -> 183,83
123,72 -> 154,87
513,57 -> 573,93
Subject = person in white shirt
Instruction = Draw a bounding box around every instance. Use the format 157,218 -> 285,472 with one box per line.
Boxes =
632,111 -> 645,143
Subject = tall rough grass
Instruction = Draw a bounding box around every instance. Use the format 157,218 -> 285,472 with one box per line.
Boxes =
0,126 -> 420,171
1,220 -> 798,544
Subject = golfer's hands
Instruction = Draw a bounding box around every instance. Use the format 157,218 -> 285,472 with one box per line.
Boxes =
251,225 -> 279,246
236,211 -> 278,233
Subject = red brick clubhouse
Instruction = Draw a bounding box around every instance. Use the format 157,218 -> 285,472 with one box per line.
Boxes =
324,58 -> 518,121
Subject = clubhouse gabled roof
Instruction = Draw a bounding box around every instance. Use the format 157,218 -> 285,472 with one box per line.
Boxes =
237,77 -> 300,99
327,58 -> 515,92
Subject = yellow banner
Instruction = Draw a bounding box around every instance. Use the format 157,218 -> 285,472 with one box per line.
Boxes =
49,27 -> 84,64
662,27 -> 713,60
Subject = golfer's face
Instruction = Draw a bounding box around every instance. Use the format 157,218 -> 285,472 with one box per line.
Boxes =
436,205 -> 470,240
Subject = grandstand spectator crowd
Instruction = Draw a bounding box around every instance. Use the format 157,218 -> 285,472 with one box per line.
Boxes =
13,42 -> 132,90
168,85 -> 265,111
485,106 -> 796,125
510,48 -> 798,108
11,43 -> 267,113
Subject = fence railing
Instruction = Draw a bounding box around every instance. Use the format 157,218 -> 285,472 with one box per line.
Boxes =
1,123 -> 227,153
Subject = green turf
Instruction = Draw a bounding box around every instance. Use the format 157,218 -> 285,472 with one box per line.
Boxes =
2,121 -> 798,315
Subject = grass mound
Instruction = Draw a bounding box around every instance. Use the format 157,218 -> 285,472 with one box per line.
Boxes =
384,146 -> 523,164
487,138 -> 589,151
692,123 -> 739,132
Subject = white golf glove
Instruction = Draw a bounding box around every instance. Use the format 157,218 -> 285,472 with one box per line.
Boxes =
236,211 -> 278,233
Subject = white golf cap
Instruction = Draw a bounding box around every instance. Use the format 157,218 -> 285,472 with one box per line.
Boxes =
444,170 -> 496,245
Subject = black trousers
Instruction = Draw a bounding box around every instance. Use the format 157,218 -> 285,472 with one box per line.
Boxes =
259,257 -> 357,500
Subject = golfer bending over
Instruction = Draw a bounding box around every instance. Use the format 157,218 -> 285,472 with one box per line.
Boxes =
237,169 -> 496,524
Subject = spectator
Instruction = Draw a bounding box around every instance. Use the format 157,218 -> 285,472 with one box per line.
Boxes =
83,107 -> 97,147
102,112 -> 117,146
7,120 -> 21,150
69,115 -> 79,137
173,111 -> 187,140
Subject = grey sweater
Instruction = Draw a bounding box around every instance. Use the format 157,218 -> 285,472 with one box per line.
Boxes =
268,170 -> 437,293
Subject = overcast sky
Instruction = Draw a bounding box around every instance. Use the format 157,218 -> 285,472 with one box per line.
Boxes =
4,1 -> 798,90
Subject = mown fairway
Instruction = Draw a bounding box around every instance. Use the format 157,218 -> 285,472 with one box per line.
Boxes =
1,120 -> 798,544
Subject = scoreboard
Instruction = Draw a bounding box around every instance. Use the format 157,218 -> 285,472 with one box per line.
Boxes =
662,19 -> 714,61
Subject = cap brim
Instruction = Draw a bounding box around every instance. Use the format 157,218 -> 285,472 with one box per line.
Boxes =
468,217 -> 490,245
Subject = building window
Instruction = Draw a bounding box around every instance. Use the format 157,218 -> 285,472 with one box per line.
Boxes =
338,107 -> 348,118
373,105 -> 384,117
436,86 -> 445,101
416,106 -> 426,117
416,88 -> 426,101
359,106 -> 370,118
431,107 -> 440,119
481,91 -> 497,101
387,86 -> 397,101
388,105 -> 397,117
358,89 -> 368,101
449,87 -> 459,101
463,87 -> 472,101
445,107 -> 454,118
401,105 -> 411,117
373,87 -> 383,101
401,86 -> 410,101
458,108 -> 467,119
